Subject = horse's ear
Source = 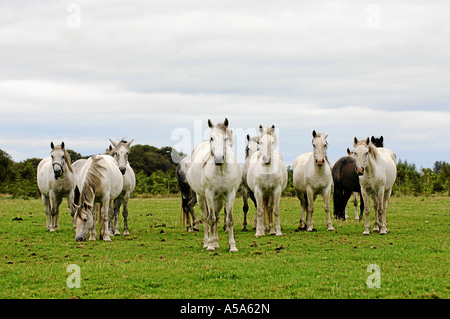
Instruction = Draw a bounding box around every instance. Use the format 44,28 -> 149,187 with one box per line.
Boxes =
224,118 -> 229,127
347,148 -> 351,155
380,136 -> 384,143
126,139 -> 134,148
324,132 -> 329,139
312,130 -> 317,138
353,137 -> 358,147
51,142 -> 55,150
109,145 -> 113,151
247,134 -> 250,141
61,142 -> 65,150
271,125 -> 275,133
365,137 -> 370,145
259,125 -> 264,134
109,139 -> 118,148
208,119 -> 213,128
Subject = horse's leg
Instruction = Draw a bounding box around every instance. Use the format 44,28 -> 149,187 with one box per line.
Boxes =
54,196 -> 63,231
49,191 -> 59,232
122,195 -> 131,236
248,190 -> 257,230
205,190 -> 217,251
306,187 -> 316,232
254,188 -> 265,238
225,191 -> 238,252
197,197 -> 209,248
371,191 -> 382,233
273,188 -> 283,237
268,196 -> 276,235
112,199 -> 122,236
265,196 -> 271,232
296,192 -> 307,231
188,194 -> 199,232
359,192 -> 364,220
67,191 -> 76,230
90,204 -> 98,241
101,197 -> 112,242
42,194 -> 51,230
242,186 -> 249,231
380,189 -> 391,235
353,192 -> 359,220
324,185 -> 335,231
361,189 -> 371,235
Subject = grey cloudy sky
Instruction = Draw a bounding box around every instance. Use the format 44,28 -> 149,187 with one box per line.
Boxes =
1,0 -> 449,168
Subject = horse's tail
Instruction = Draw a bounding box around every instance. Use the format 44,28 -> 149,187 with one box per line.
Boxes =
98,203 -> 103,239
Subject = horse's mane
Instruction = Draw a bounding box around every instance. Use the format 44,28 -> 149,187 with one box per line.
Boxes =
80,156 -> 107,206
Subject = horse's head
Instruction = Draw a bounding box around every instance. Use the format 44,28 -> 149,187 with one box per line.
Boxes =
109,139 -> 134,175
208,118 -> 232,166
72,201 -> 94,242
50,142 -> 66,180
353,137 -> 378,176
245,134 -> 259,159
312,130 -> 329,167
371,136 -> 384,148
258,125 -> 278,165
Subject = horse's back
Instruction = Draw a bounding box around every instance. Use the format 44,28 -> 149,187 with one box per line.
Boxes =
377,148 -> 397,189
97,155 -> 124,199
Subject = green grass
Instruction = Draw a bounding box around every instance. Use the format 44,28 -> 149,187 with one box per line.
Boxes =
0,195 -> 448,299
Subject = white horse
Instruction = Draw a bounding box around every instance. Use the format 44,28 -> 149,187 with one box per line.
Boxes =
353,137 -> 397,235
37,142 -> 76,231
247,125 -> 287,237
72,155 -> 123,242
186,118 -> 241,252
293,130 -> 335,232
108,139 -> 136,236
241,134 -> 259,231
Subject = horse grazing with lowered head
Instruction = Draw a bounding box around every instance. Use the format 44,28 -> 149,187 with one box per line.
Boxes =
186,118 -> 241,252
107,139 -> 136,236
353,137 -> 397,235
37,142 -> 77,231
293,130 -> 335,232
247,125 -> 287,237
72,155 -> 123,242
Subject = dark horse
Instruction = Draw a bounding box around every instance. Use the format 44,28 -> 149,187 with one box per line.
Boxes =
332,135 -> 384,220
176,159 -> 200,232
332,156 -> 364,220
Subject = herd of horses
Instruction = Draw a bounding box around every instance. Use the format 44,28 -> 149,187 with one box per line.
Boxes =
36,118 -> 397,252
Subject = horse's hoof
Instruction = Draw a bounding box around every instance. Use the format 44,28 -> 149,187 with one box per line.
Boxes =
123,230 -> 130,236
242,228 -> 248,232
276,233 -> 283,237
229,246 -> 238,252
103,236 -> 112,242
206,246 -> 215,252
362,231 -> 371,236
307,228 -> 317,232
327,227 -> 335,231
114,230 -> 120,236
193,228 -> 200,232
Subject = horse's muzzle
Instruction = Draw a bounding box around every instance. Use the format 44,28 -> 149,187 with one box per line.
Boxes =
214,155 -> 224,166
119,167 -> 126,175
316,159 -> 324,167
263,156 -> 271,165
356,167 -> 365,175
75,235 -> 86,242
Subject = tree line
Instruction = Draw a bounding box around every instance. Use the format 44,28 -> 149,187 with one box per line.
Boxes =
0,146 -> 448,199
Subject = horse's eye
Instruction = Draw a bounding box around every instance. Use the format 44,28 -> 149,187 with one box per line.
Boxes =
313,144 -> 316,148
210,137 -> 214,142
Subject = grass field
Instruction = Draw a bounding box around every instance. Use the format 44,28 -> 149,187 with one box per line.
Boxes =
0,195 -> 448,299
